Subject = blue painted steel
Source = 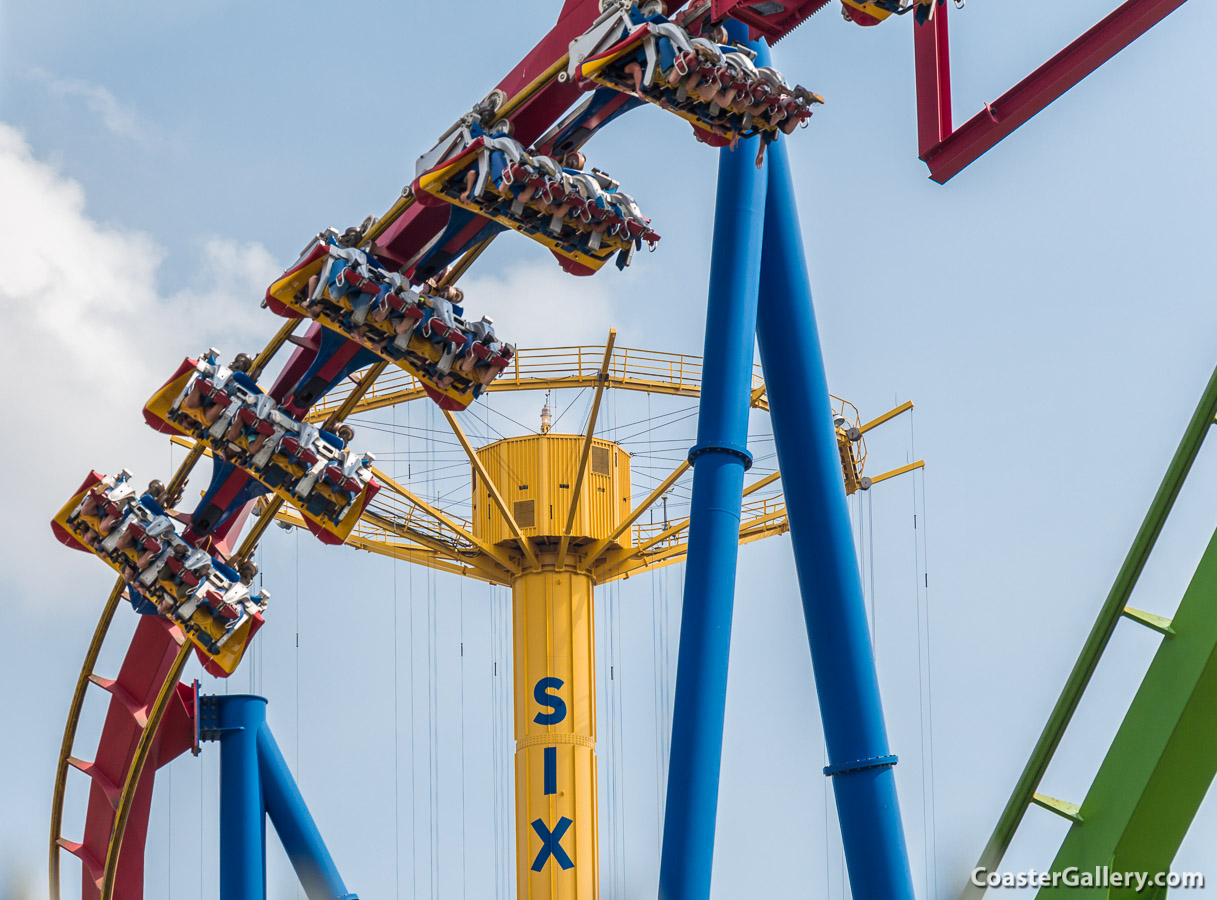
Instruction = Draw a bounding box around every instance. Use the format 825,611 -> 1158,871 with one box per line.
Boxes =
544,746 -> 558,795
658,23 -> 769,900
530,817 -> 576,872
822,754 -> 899,777
533,676 -> 568,724
209,695 -> 357,900
216,695 -> 268,900
258,718 -> 358,899
755,137 -> 915,899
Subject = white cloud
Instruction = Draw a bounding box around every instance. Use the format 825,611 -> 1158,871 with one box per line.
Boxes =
0,122 -> 280,610
460,259 -> 622,348
22,66 -> 153,142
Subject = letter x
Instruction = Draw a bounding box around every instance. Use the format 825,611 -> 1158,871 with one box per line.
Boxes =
530,816 -> 575,872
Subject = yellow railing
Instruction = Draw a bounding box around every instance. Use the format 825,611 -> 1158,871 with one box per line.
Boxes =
631,492 -> 786,551
309,343 -> 718,420
310,339 -> 863,425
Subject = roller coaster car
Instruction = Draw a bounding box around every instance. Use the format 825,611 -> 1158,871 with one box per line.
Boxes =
411,128 -> 659,275
143,353 -> 381,545
840,0 -> 935,26
51,472 -> 268,676
571,9 -> 823,146
265,238 -> 516,411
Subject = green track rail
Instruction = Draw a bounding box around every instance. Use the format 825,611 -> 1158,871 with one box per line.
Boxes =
963,361 -> 1217,898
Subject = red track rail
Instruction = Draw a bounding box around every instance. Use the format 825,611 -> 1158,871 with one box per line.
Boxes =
59,616 -> 195,900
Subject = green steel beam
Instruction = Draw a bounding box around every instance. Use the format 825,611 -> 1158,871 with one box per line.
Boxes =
962,362 -> 1217,898
1037,525 -> 1217,897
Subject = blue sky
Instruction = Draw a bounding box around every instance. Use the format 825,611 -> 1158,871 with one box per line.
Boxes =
3,1 -> 1217,897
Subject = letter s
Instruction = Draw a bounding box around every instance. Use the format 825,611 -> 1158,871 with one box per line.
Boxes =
533,677 -> 567,725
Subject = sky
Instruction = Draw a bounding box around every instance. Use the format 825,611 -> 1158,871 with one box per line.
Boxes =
2,0 -> 1217,898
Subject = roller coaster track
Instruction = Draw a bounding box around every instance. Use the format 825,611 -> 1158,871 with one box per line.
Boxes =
47,2 -> 892,891
48,321 -> 387,900
51,339 -> 905,898
49,435 -> 205,900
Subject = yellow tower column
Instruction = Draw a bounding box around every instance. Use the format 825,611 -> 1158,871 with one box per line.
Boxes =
472,430 -> 633,900
512,568 -> 598,899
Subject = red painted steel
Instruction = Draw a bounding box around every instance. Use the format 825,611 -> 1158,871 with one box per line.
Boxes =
712,0 -> 832,42
374,0 -> 838,268
922,0 -> 1190,183
913,3 -> 952,158
374,0 -> 698,271
63,615 -> 195,899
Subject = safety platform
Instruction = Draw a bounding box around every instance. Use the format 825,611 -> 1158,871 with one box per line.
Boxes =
571,3 -> 824,147
412,124 -> 659,276
51,471 -> 267,675
143,351 -> 380,545
265,235 -> 515,411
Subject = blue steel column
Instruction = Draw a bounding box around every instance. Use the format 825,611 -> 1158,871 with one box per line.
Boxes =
658,23 -> 768,900
258,717 -> 358,899
755,138 -> 915,899
217,695 -> 268,900
210,695 -> 357,900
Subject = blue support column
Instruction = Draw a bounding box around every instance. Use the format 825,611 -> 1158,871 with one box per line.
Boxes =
205,694 -> 357,900
215,695 -> 268,900
658,24 -> 769,900
258,717 -> 357,899
755,138 -> 915,899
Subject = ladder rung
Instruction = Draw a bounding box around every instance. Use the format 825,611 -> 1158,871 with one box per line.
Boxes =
57,837 -> 104,887
66,756 -> 121,809
87,673 -> 150,728
1031,792 -> 1083,824
1121,605 -> 1174,635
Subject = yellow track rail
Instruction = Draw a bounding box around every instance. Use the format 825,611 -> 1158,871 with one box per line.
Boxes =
47,577 -> 125,900
49,434 -> 209,900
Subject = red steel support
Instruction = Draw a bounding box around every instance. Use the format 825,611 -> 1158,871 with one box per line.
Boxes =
914,3 -> 952,158
922,0 -> 1190,184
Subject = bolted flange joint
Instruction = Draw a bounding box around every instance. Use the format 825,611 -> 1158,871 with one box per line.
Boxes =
687,441 -> 753,470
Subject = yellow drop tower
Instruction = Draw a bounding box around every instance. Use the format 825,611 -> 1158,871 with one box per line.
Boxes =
264,330 -> 919,900
474,429 -> 632,899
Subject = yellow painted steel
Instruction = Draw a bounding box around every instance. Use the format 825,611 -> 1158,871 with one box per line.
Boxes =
473,427 -> 625,899
857,399 -> 914,435
578,40 -> 745,144
866,459 -> 925,487
309,341 -> 896,424
474,434 -> 632,552
512,569 -> 599,900
309,343 -> 710,420
414,150 -> 632,275
557,332 -> 617,568
48,577 -> 125,900
841,0 -> 897,22
445,410 -> 541,569
264,253 -> 485,411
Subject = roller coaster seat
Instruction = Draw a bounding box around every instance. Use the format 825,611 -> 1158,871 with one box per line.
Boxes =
266,236 -> 517,409
572,10 -> 822,147
52,471 -> 270,675
414,130 -> 656,274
